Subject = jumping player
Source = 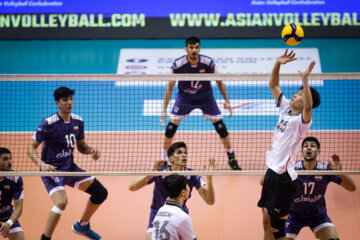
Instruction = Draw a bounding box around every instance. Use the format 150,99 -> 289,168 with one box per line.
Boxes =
160,36 -> 241,170
258,49 -> 321,240
27,87 -> 108,240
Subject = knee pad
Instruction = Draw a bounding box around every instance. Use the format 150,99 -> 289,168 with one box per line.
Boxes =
270,217 -> 286,239
51,205 -> 63,215
165,122 -> 178,138
213,119 -> 229,138
85,178 -> 108,204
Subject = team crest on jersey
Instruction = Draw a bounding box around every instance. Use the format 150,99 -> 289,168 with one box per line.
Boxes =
73,125 -> 79,130
199,69 -> 206,73
315,176 -> 322,180
4,185 -> 10,190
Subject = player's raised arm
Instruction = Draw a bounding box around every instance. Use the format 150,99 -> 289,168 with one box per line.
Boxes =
160,81 -> 176,127
128,160 -> 165,191
269,49 -> 297,105
197,157 -> 216,205
298,61 -> 315,123
330,154 -> 357,192
216,80 -> 232,117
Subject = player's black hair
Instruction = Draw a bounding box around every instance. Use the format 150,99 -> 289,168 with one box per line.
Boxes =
185,36 -> 200,46
0,148 -> 11,155
302,136 -> 320,149
54,87 -> 75,101
298,86 -> 321,109
165,174 -> 188,199
167,141 -> 187,157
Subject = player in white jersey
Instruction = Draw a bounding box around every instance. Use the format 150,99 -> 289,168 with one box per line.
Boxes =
0,148 -> 24,240
152,174 -> 197,240
257,49 -> 321,240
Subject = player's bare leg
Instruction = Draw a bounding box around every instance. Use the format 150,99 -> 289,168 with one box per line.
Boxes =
9,231 -> 24,240
43,190 -> 68,238
78,179 -> 101,222
262,208 -> 274,240
211,118 -> 241,170
315,226 -> 339,240
162,118 -> 181,163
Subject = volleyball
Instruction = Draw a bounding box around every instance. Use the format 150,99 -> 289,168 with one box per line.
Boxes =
281,23 -> 304,46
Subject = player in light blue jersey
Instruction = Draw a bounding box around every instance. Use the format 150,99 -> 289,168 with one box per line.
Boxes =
262,137 -> 356,240
0,148 -> 24,240
160,36 -> 241,170
27,87 -> 108,240
128,141 -> 215,240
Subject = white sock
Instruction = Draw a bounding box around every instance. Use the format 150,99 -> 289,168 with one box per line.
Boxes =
161,149 -> 168,161
80,221 -> 89,227
226,148 -> 234,154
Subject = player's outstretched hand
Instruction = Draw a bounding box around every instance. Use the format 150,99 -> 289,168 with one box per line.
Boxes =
224,101 -> 233,118
160,111 -> 167,127
277,49 -> 297,65
91,149 -> 100,161
152,160 -> 165,171
0,221 -> 10,238
40,162 -> 57,172
329,154 -> 342,170
298,61 -> 316,80
204,157 -> 216,171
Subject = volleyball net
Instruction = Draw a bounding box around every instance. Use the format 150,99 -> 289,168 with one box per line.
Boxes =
0,73 -> 359,176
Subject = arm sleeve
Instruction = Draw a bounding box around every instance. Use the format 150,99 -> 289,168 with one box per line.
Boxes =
327,165 -> 343,184
194,176 -> 206,190
13,177 -> 24,200
77,120 -> 85,140
32,120 -> 49,143
278,94 -> 290,111
178,216 -> 197,240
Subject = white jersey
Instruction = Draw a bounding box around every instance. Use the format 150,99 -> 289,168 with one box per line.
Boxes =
266,94 -> 312,180
152,201 -> 197,240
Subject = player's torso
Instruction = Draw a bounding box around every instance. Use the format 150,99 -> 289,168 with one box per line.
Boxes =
42,113 -> 83,167
290,161 -> 329,216
173,55 -> 215,101
0,178 -> 20,216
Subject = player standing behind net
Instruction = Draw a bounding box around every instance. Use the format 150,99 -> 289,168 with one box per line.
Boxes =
128,141 -> 215,240
152,174 -> 197,240
261,137 -> 356,240
0,148 -> 24,240
27,87 -> 108,240
257,49 -> 321,240
160,36 -> 241,170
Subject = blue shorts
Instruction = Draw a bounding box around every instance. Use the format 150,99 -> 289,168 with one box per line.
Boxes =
171,95 -> 221,120
41,164 -> 94,196
0,214 -> 22,234
286,213 -> 334,238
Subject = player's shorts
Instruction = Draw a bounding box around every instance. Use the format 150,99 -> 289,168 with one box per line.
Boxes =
258,168 -> 297,218
146,208 -> 158,233
286,213 -> 334,238
170,95 -> 221,120
0,215 -> 23,234
41,164 -> 94,196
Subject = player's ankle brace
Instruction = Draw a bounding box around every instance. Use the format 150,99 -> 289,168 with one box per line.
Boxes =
270,217 -> 286,239
51,206 -> 63,215
86,178 -> 108,204
165,122 -> 178,138
213,119 -> 229,138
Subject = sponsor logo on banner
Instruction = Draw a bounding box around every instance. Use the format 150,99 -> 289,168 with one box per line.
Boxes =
126,58 -> 148,63
117,48 -> 323,86
143,99 -> 279,116
125,65 -> 147,69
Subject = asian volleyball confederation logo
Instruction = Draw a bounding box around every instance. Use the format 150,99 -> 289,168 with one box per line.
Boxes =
126,58 -> 148,63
